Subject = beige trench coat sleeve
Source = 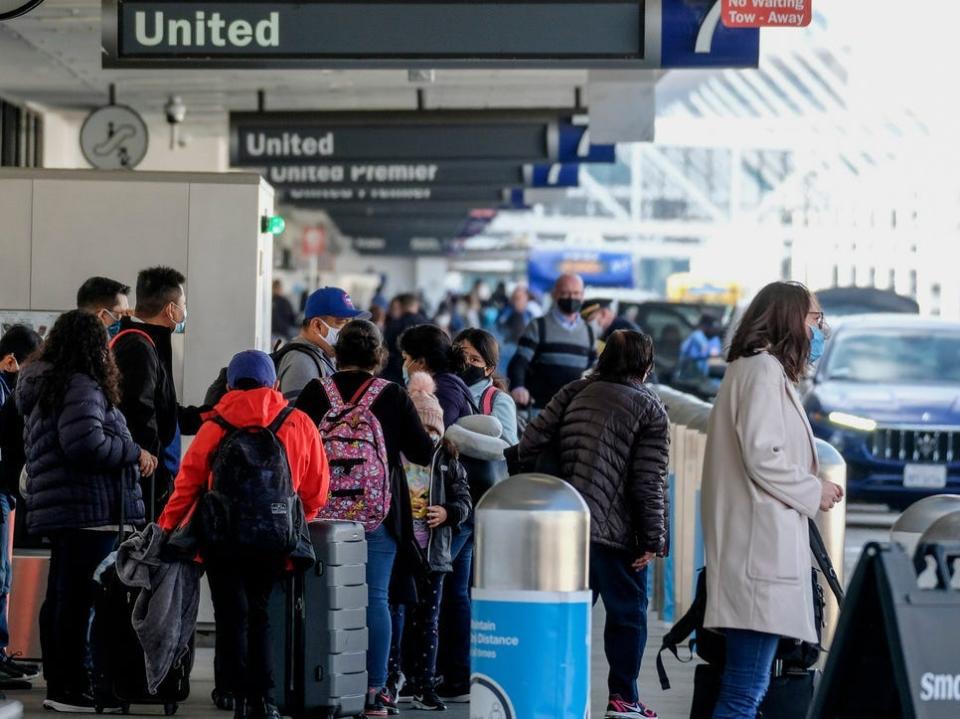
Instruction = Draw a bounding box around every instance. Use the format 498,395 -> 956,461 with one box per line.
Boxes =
734,362 -> 822,518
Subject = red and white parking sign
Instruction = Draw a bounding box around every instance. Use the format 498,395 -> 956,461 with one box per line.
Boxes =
721,0 -> 812,28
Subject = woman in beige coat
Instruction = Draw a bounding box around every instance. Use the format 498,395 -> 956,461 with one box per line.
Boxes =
701,282 -> 844,719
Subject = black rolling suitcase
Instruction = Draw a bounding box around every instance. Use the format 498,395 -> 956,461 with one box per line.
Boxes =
270,520 -> 368,719
689,663 -> 818,719
92,475 -> 194,716
93,564 -> 195,715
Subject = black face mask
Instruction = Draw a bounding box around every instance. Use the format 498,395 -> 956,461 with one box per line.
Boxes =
557,297 -> 583,315
458,365 -> 488,387
0,371 -> 17,390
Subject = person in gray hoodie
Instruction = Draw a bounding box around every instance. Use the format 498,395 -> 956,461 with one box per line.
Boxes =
277,287 -> 371,401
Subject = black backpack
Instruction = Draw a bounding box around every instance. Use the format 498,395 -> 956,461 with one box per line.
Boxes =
203,343 -> 327,407
199,406 -> 304,557
657,519 -> 844,690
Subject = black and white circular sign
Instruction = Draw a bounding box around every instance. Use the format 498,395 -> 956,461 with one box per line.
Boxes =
80,105 -> 149,170
0,1 -> 45,21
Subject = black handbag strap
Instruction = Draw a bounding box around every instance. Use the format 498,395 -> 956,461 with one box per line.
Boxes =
808,518 -> 844,605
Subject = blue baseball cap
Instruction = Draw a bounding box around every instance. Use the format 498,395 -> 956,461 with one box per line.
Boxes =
227,350 -> 277,389
304,287 -> 371,321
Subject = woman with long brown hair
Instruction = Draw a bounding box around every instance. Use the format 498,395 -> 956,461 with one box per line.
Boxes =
700,282 -> 844,719
16,310 -> 152,712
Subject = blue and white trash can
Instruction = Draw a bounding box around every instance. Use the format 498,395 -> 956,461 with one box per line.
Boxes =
471,473 -> 591,719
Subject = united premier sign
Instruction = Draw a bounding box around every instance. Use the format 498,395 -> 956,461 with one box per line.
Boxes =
230,110 -> 566,165
264,162 -> 528,189
103,1 -> 758,68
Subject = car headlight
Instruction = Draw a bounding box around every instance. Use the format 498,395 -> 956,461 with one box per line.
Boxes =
828,411 -> 877,433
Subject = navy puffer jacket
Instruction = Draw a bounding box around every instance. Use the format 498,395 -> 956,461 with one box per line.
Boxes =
16,361 -> 145,535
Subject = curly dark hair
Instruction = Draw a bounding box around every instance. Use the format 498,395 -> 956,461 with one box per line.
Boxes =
35,310 -> 121,413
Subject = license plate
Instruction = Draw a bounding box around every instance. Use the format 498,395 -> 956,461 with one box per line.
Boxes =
903,464 -> 948,489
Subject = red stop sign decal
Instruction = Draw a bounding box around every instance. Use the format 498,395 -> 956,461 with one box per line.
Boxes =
722,0 -> 812,28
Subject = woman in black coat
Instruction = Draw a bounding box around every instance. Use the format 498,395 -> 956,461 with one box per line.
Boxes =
17,310 -> 152,713
518,330 -> 669,719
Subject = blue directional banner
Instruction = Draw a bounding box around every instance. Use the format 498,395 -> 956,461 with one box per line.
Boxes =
556,125 -> 616,164
523,163 -> 580,189
660,0 -> 760,68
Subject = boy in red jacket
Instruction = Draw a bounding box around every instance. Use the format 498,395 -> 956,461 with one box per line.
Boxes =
159,350 -> 329,719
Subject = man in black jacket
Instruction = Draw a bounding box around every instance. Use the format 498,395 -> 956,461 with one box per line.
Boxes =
112,266 -> 186,519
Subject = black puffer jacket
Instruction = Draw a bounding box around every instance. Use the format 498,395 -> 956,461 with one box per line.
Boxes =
422,445 -> 472,573
16,361 -> 145,535
518,378 -> 670,555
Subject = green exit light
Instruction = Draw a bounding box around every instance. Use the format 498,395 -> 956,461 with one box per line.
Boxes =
261,214 -> 286,235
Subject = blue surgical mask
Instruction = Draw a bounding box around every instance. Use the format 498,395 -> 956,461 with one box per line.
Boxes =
102,310 -> 122,339
402,364 -> 410,385
173,306 -> 187,335
809,325 -> 825,364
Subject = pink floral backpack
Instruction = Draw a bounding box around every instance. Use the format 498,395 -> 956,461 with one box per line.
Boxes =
317,377 -> 391,532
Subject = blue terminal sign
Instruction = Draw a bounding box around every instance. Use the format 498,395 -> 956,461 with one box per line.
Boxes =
102,1 -> 758,69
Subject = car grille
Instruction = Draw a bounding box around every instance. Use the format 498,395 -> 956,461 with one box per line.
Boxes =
869,428 -> 960,463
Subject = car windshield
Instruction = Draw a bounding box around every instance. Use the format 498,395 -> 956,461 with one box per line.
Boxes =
824,330 -> 960,384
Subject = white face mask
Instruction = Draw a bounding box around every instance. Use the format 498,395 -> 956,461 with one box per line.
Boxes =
321,320 -> 341,346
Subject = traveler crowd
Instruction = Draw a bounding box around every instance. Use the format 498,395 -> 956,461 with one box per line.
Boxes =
0,265 -> 837,719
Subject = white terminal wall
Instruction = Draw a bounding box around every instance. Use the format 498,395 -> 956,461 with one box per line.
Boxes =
0,168 -> 274,404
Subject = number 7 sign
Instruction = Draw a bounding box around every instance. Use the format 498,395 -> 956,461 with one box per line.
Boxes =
722,0 -> 813,28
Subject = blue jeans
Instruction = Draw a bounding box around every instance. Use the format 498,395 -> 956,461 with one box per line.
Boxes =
436,523 -> 473,690
366,525 -> 397,689
712,629 -> 780,719
0,494 -> 11,649
590,544 -> 649,703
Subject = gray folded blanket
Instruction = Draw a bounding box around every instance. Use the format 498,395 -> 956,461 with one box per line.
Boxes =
116,523 -> 201,694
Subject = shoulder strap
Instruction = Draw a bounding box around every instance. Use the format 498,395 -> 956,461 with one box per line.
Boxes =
809,518 -> 844,604
109,328 -> 156,351
656,570 -> 708,690
355,377 -> 388,409
320,377 -> 344,414
267,405 -> 295,434
210,414 -> 235,434
275,342 -> 325,377
481,386 -> 498,416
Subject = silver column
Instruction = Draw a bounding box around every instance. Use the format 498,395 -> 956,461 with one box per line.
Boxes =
471,474 -> 592,719
815,439 -> 847,652
474,473 -> 590,592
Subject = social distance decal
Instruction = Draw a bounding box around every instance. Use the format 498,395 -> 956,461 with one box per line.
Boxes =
229,110 -> 570,165
721,0 -> 812,27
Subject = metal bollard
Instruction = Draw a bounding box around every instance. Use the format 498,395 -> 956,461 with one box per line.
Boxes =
815,440 -> 847,652
471,473 -> 591,719
890,494 -> 960,558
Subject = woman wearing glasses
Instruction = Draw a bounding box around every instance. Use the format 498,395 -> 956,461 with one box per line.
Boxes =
700,282 -> 844,719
